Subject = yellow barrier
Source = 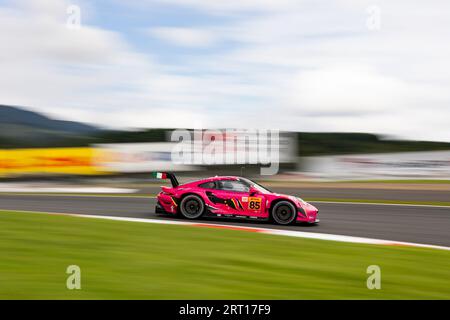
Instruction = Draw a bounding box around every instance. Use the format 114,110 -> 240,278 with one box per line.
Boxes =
0,147 -> 102,177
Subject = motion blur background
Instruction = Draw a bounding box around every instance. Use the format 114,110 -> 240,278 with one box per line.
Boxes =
1,0 -> 450,184
1,0 -> 450,300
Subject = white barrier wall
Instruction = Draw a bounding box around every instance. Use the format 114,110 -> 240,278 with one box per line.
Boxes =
94,143 -> 196,173
302,151 -> 450,180
94,132 -> 297,173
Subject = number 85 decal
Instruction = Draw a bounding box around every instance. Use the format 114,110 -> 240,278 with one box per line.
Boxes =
248,197 -> 262,211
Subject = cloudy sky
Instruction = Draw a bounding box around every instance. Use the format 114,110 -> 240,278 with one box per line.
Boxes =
0,0 -> 449,141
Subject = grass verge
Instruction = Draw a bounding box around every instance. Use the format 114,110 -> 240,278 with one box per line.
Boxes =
1,210 -> 449,299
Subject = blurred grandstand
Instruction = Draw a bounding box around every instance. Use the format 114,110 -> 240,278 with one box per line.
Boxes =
1,104 -> 450,181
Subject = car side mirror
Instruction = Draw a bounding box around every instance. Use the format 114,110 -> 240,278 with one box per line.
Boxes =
249,186 -> 258,196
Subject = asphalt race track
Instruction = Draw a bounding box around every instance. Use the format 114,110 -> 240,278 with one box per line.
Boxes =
138,185 -> 450,202
1,194 -> 450,246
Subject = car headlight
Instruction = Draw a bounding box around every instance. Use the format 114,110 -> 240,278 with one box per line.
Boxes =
296,197 -> 308,205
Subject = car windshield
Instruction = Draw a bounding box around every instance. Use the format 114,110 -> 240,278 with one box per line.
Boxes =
238,178 -> 272,193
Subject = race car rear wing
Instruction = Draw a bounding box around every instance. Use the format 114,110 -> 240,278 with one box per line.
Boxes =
152,172 -> 179,188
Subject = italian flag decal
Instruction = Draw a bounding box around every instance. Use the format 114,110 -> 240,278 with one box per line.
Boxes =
152,172 -> 167,179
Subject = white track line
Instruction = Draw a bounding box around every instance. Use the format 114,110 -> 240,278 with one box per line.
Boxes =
0,193 -> 154,198
311,200 -> 450,209
0,187 -> 138,193
3,209 -> 450,251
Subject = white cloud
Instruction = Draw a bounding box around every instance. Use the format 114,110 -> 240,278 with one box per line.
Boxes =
1,0 -> 450,141
0,0 -> 211,129
148,27 -> 216,47
146,0 -> 303,13
288,65 -> 411,116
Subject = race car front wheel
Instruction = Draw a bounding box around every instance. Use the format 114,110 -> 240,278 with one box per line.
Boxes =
180,194 -> 205,219
271,201 -> 297,225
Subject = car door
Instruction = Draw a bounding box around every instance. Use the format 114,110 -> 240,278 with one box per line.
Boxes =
212,179 -> 266,217
202,180 -> 240,215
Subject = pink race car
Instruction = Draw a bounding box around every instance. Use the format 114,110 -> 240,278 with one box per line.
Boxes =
154,172 -> 319,225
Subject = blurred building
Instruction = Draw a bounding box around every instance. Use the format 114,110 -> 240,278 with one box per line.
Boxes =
302,151 -> 450,180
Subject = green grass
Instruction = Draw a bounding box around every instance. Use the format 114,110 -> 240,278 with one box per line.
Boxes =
1,210 -> 449,299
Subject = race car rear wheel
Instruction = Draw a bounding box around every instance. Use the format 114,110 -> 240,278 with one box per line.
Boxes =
272,201 -> 296,225
180,194 -> 205,219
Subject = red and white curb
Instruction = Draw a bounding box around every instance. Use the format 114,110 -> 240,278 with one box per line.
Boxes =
5,209 -> 450,251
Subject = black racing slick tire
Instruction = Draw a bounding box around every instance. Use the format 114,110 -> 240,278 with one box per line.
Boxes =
179,194 -> 205,219
271,201 -> 297,225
